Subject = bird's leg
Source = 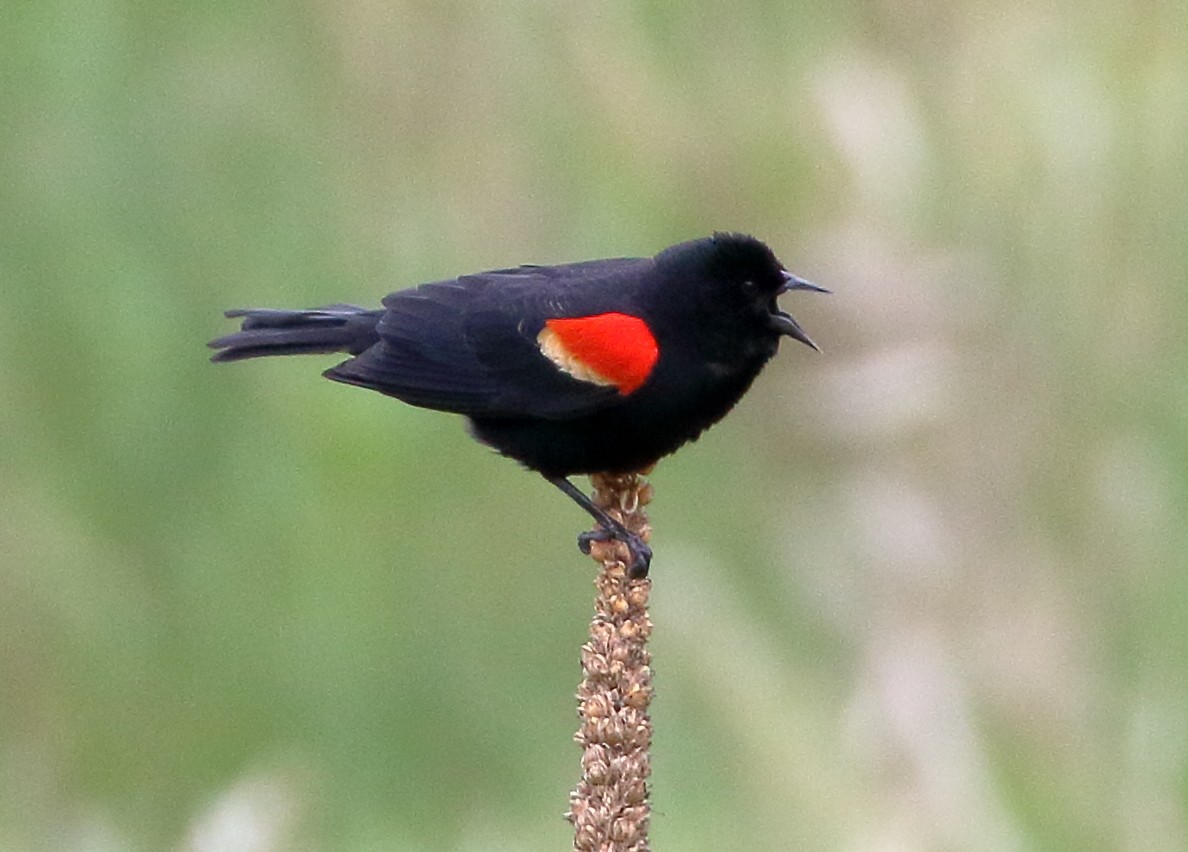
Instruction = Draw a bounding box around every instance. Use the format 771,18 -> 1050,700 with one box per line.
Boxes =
545,475 -> 652,578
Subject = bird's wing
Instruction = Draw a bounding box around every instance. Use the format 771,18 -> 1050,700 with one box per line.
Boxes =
323,259 -> 660,420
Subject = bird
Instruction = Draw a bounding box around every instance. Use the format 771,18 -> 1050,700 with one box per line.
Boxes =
209,232 -> 826,577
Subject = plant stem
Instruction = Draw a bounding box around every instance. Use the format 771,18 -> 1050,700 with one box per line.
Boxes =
566,472 -> 654,852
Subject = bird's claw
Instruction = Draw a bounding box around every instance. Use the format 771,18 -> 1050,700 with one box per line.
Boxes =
577,528 -> 652,578
576,529 -> 601,555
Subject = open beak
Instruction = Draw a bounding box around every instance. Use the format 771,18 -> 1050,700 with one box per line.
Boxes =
771,269 -> 827,351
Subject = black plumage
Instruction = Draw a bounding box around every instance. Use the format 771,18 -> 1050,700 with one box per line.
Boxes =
210,232 -> 825,575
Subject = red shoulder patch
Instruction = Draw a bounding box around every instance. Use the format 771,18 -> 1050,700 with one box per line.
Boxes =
538,313 -> 659,395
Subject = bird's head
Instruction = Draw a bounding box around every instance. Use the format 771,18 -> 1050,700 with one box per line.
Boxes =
654,232 -> 827,352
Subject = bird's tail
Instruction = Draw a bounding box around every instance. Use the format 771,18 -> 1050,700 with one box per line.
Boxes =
208,304 -> 383,363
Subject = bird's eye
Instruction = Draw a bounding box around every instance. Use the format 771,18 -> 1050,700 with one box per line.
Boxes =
742,279 -> 757,293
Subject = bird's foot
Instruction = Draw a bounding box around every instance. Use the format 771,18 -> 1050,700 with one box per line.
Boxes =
577,528 -> 652,578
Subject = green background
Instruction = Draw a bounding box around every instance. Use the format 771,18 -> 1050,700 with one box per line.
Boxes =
4,2 -> 1187,849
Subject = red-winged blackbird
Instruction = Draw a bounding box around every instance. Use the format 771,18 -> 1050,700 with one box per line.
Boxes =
209,232 -> 825,576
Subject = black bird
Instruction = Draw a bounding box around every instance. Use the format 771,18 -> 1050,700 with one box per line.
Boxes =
209,232 -> 825,576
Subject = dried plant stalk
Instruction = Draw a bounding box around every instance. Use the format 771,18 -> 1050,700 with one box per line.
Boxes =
566,471 -> 654,852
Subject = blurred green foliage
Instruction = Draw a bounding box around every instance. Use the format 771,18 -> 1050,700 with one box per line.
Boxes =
3,1 -> 1187,849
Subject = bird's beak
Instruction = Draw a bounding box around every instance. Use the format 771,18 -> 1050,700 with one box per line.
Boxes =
772,269 -> 827,351
769,311 -> 820,351
779,270 -> 830,294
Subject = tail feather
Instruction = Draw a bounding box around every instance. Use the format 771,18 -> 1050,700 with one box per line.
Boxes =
209,305 -> 383,363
